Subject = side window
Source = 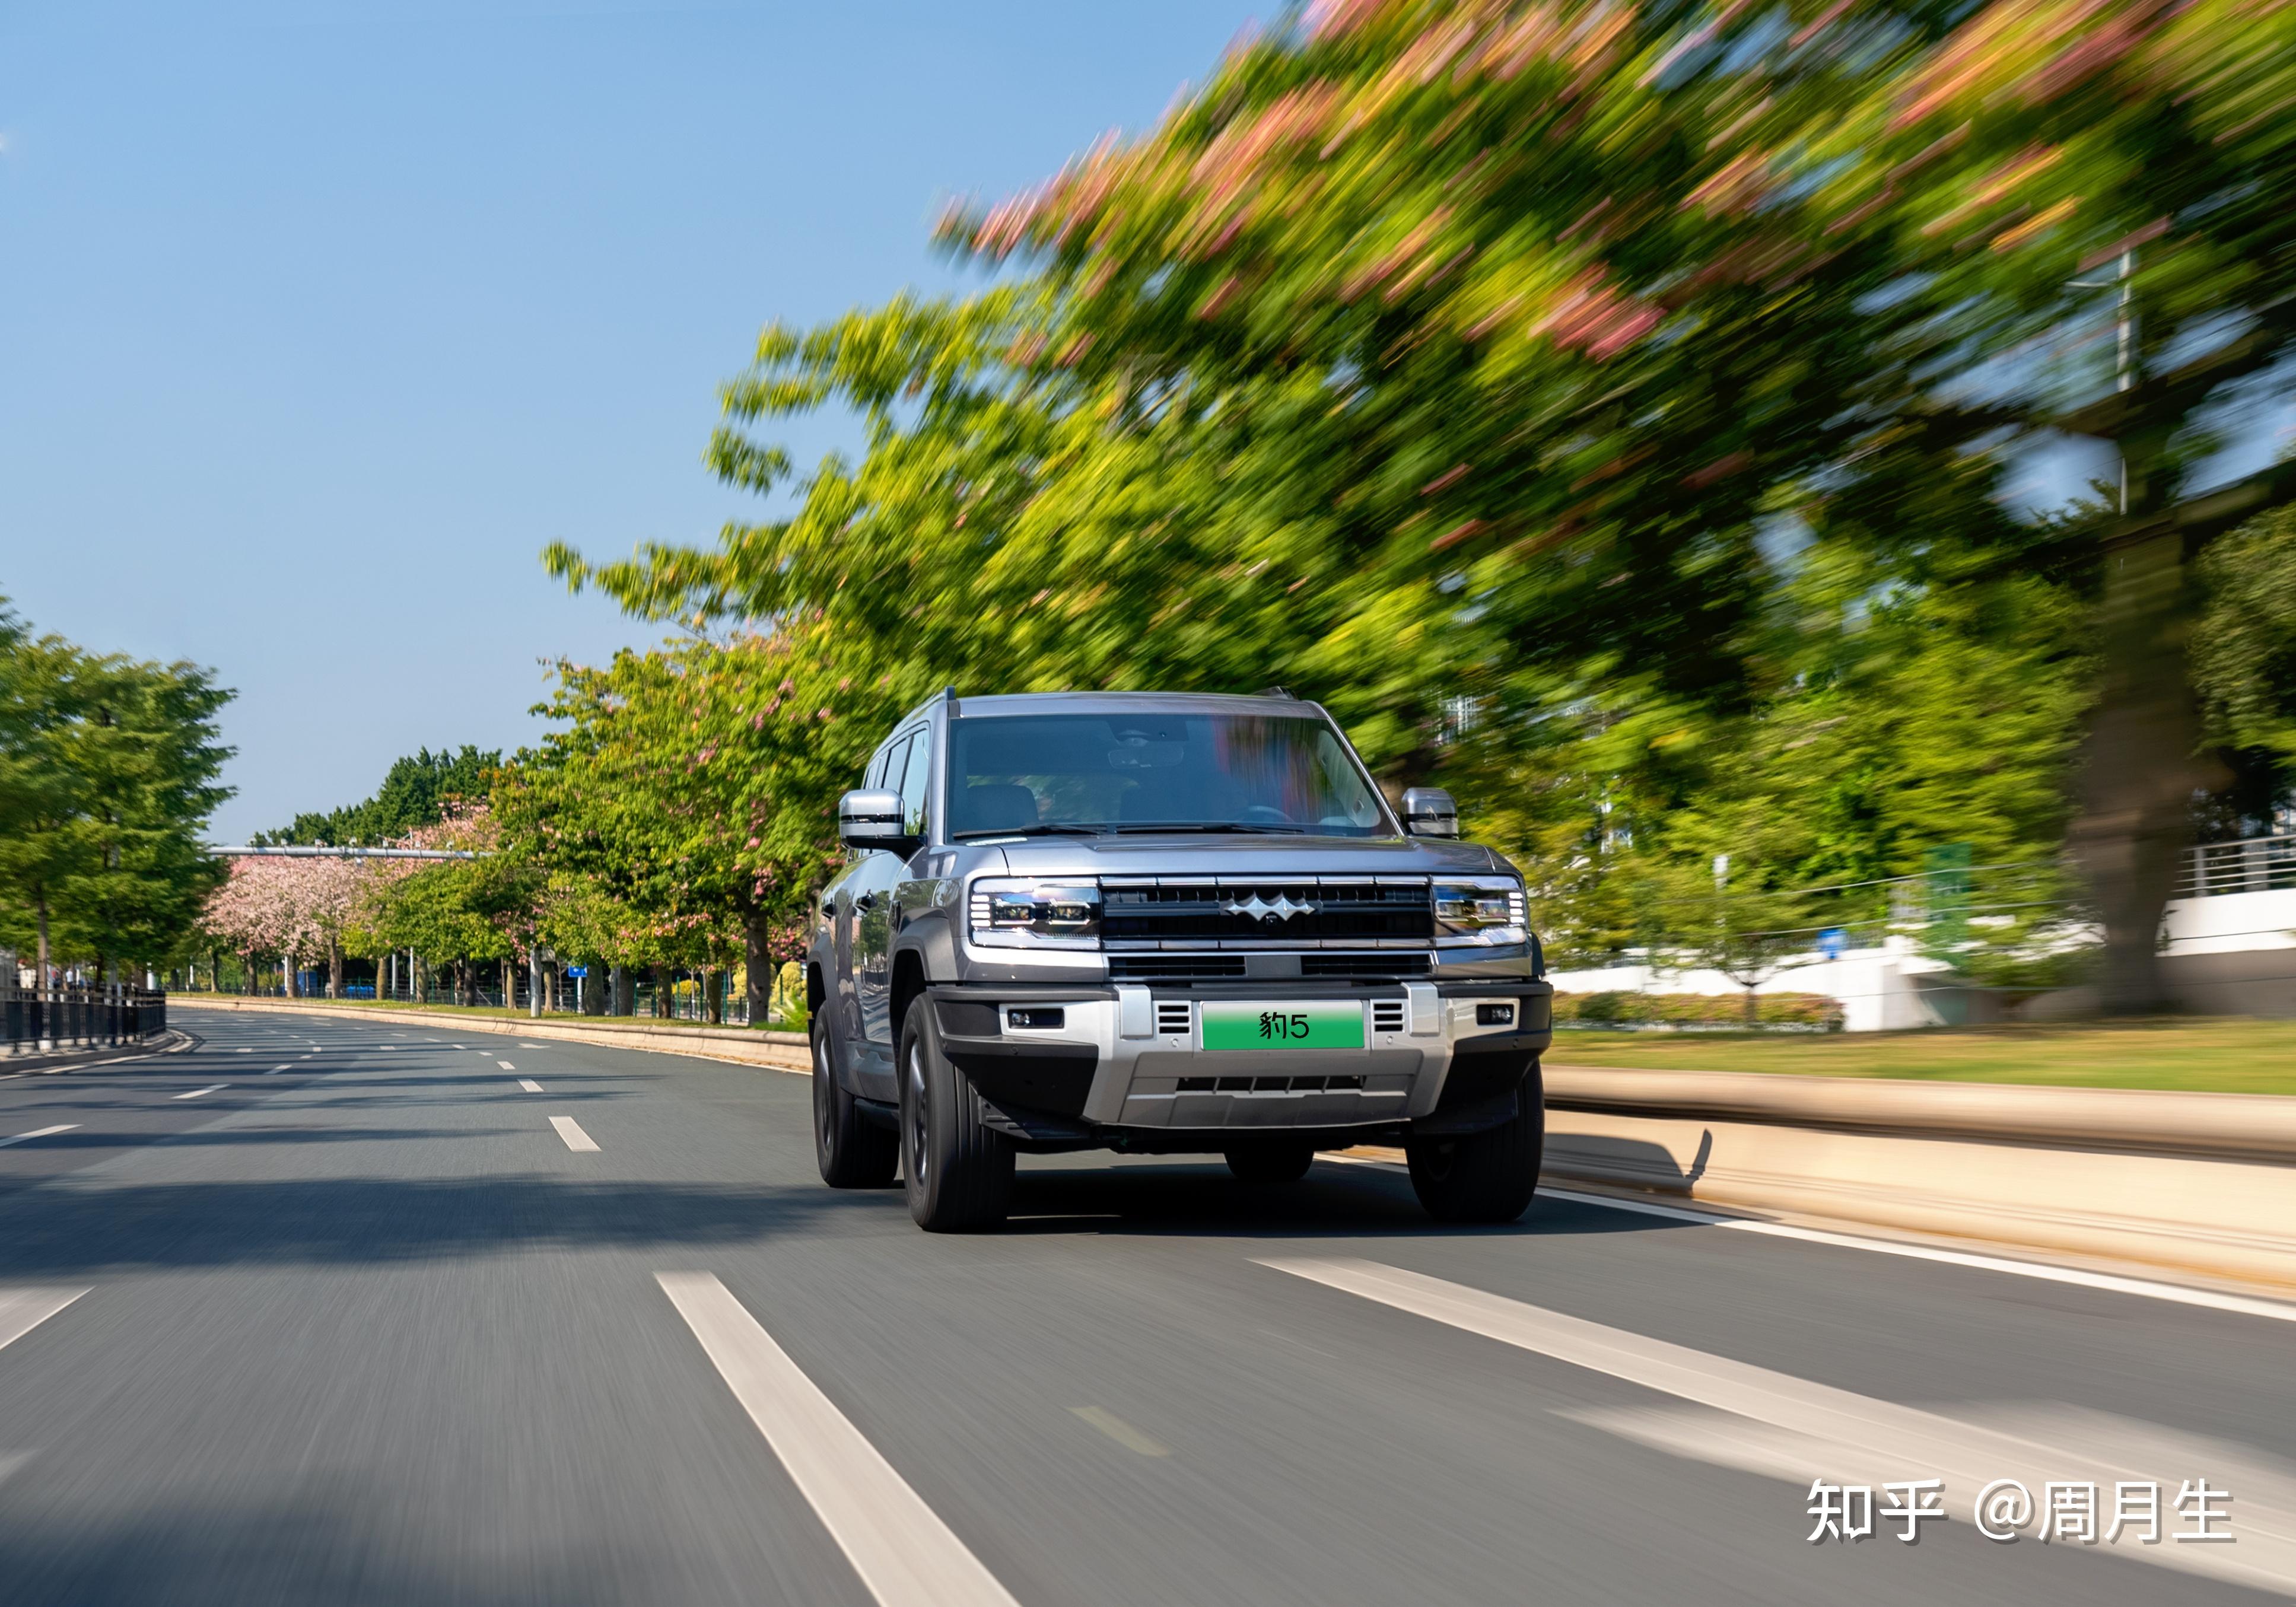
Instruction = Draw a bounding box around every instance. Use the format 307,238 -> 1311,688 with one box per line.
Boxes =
868,737 -> 907,793
896,727 -> 931,837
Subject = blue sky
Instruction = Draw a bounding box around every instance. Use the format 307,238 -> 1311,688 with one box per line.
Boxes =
1,0 -> 1257,841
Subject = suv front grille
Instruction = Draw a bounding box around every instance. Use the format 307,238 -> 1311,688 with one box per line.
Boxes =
1300,952 -> 1431,979
1102,879 -> 1432,944
1109,955 -> 1248,981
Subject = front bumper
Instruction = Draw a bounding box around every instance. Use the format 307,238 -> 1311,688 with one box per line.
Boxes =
928,978 -> 1551,1144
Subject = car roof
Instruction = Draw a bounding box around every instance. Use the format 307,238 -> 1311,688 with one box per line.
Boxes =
904,690 -> 1328,724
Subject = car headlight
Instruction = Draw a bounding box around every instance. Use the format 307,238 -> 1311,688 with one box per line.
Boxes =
1432,877 -> 1528,945
968,877 -> 1102,948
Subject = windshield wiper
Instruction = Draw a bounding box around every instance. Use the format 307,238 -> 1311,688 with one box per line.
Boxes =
950,823 -> 1111,839
1107,822 -> 1311,835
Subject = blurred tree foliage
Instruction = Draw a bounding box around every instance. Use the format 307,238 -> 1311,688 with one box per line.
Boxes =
2197,507 -> 2296,778
545,0 -> 2296,1000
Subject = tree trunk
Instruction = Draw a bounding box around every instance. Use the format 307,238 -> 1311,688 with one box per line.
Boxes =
2068,526 -> 2218,1016
36,896 -> 51,988
744,915 -> 772,1029
581,964 -> 605,1016
1742,986 -> 1758,1027
328,941 -> 342,1000
651,965 -> 669,1018
705,968 -> 724,1026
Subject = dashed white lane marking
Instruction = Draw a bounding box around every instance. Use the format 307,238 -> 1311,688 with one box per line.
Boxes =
656,1272 -> 1021,1607
174,1084 -> 227,1100
0,1125 -> 78,1149
1069,1405 -> 1170,1457
549,1116 -> 599,1152
234,1048 -> 251,1054
379,1045 -> 397,1051
0,1287 -> 87,1353
1260,1255 -> 2296,1593
497,1060 -> 516,1070
268,1064 -> 291,1074
520,1043 -> 545,1048
518,1078 -> 543,1094
1327,1157 -> 2296,1328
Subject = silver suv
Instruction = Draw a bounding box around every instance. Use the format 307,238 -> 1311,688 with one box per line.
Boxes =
805,689 -> 1553,1231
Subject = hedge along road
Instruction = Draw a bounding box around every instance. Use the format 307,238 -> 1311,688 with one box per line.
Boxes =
0,1007 -> 2290,1605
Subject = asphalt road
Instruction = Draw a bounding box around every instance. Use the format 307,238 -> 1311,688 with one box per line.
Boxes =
1,1007 -> 2292,1605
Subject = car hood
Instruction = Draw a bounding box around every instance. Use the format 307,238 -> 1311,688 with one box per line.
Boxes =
969,832 -> 1509,879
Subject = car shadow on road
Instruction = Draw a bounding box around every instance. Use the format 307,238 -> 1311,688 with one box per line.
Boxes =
0,1481 -> 625,1607
0,1176 -> 860,1278
1000,1147 -> 1702,1242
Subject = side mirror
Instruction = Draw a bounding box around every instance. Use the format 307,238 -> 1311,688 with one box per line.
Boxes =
1401,787 -> 1459,838
838,788 -> 914,854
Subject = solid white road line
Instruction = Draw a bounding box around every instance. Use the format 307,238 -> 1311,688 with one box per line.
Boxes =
174,1084 -> 227,1100
0,1125 -> 79,1149
1261,1256 -> 2296,1593
549,1116 -> 599,1152
0,1287 -> 87,1352
1538,1183 -> 2296,1328
1327,1155 -> 2296,1327
656,1272 -> 1021,1607
518,1078 -> 543,1094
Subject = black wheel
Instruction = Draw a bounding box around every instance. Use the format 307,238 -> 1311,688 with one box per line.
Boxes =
1405,1064 -> 1544,1223
813,1018 -> 896,1188
1225,1143 -> 1315,1184
898,995 -> 1013,1231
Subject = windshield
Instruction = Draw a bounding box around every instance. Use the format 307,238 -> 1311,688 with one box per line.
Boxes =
946,711 -> 1394,838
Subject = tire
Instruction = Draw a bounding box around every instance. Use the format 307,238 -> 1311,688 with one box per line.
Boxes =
1405,1063 -> 1544,1223
898,995 -> 1013,1231
813,1018 -> 896,1188
1225,1143 -> 1316,1184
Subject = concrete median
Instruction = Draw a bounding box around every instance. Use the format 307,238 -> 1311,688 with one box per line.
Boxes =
1544,1063 -> 2296,1291
170,996 -> 812,1073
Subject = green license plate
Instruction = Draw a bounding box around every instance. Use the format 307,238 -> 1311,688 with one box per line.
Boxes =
1199,1001 -> 1365,1051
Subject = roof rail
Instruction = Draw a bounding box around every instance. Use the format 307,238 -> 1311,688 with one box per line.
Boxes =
1260,685 -> 1296,699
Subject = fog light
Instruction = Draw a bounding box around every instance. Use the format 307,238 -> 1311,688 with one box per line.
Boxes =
1476,1003 -> 1516,1026
1007,1007 -> 1064,1030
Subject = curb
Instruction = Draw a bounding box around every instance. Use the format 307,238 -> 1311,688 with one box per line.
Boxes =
1544,1063 -> 2296,1163
0,1029 -> 195,1078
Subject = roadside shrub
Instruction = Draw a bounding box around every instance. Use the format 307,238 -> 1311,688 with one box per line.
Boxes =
1551,991 -> 1844,1031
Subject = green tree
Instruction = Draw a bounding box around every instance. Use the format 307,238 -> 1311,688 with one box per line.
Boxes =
256,745 -> 502,846
498,620 -> 915,1024
0,612 -> 232,981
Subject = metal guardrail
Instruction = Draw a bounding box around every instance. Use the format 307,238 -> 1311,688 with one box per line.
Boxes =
3,984 -> 168,1057
2179,833 -> 2296,899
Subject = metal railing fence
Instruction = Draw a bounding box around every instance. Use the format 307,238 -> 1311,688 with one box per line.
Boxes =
3,983 -> 168,1057
2179,833 -> 2296,899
